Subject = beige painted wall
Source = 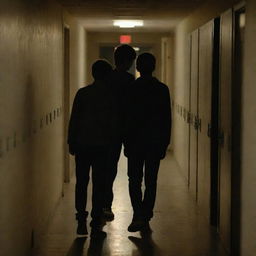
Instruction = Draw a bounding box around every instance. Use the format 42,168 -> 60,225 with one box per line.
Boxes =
63,11 -> 88,180
0,1 -> 64,255
241,0 -> 256,255
64,12 -> 87,102
172,0 -> 240,178
86,32 -> 172,85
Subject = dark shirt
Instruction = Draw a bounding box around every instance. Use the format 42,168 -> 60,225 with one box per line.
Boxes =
68,80 -> 115,150
107,69 -> 135,141
124,76 -> 172,159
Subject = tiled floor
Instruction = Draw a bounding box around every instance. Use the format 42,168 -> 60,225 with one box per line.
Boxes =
35,152 -> 228,256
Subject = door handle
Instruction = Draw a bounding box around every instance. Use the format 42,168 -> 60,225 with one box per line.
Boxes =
207,123 -> 211,138
198,118 -> 201,132
194,116 -> 198,130
218,131 -> 224,147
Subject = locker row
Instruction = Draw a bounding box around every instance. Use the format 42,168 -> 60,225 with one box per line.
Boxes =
0,106 -> 62,158
181,4 -> 245,255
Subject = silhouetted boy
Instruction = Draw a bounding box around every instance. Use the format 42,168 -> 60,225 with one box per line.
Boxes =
103,44 -> 136,220
124,53 -> 172,232
68,60 -> 113,238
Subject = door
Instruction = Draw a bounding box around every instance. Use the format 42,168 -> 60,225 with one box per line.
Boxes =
188,30 -> 199,201
197,20 -> 214,220
231,6 -> 245,255
210,18 -> 220,227
219,9 -> 233,252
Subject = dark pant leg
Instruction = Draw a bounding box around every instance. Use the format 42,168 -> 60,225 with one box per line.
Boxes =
75,151 -> 91,221
104,142 -> 122,208
143,157 -> 160,221
128,156 -> 144,219
91,149 -> 108,220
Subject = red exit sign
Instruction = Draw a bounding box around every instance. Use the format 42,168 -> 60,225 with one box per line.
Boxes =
120,35 -> 131,44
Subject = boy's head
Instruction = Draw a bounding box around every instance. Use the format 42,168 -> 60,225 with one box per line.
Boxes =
136,53 -> 156,75
114,44 -> 136,71
92,59 -> 112,80
136,52 -> 156,74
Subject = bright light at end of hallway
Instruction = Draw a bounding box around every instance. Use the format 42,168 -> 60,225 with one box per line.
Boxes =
113,20 -> 144,28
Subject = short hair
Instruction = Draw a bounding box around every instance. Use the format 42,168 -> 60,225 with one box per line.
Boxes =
114,44 -> 136,66
92,59 -> 112,80
136,53 -> 156,73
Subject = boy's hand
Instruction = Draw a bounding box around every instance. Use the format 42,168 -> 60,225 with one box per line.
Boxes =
69,144 -> 76,155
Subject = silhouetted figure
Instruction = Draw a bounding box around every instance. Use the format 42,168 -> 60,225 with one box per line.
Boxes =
124,53 -> 172,232
68,60 -> 114,238
103,44 -> 136,220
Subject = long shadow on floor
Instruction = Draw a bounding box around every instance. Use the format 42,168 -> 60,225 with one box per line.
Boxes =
66,237 -> 87,256
128,230 -> 162,256
66,236 -> 105,256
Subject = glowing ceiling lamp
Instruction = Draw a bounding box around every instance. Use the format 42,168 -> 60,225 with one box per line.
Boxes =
113,20 -> 144,28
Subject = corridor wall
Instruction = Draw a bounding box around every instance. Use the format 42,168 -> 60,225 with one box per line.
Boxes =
172,0 -> 240,254
63,11 -> 88,181
0,1 -> 67,255
173,0 -> 240,182
241,0 -> 256,255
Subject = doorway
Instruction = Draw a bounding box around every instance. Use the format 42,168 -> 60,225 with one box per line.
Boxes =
231,5 -> 245,255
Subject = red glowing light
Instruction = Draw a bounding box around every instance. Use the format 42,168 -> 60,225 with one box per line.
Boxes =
120,35 -> 132,44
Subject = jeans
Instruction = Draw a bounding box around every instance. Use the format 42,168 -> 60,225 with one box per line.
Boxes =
75,146 -> 107,222
104,142 -> 122,208
127,154 -> 160,221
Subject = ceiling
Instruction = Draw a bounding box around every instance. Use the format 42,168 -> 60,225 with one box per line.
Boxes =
59,0 -> 206,32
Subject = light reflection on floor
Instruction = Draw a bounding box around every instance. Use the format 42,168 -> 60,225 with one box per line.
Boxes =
35,152 -> 227,256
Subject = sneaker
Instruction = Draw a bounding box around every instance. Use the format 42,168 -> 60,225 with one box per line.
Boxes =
103,208 -> 114,221
90,228 -> 107,239
127,219 -> 145,232
77,221 -> 88,236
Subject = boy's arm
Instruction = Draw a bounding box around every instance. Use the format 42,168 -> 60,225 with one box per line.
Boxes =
67,90 -> 81,155
164,87 -> 172,147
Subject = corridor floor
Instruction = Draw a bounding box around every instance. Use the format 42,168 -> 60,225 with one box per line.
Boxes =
35,152 -> 228,256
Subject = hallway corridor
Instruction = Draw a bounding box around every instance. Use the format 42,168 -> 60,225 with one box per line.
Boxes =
2,0 -> 256,255
35,152 -> 227,256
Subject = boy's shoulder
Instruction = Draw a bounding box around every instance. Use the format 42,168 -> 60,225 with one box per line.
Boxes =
111,70 -> 135,81
77,84 -> 93,94
134,77 -> 167,86
132,77 -> 169,94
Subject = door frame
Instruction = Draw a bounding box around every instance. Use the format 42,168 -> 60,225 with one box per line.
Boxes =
231,3 -> 246,254
63,25 -> 71,183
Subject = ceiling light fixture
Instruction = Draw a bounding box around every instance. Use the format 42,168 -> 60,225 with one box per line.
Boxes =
113,20 -> 144,28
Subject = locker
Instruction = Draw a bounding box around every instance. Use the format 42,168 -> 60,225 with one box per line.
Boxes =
197,20 -> 214,220
219,9 -> 233,252
188,30 -> 199,200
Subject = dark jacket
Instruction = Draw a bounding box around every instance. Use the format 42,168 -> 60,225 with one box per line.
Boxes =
124,76 -> 172,159
107,69 -> 135,141
68,80 -> 115,152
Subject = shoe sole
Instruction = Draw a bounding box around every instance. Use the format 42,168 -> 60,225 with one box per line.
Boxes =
128,226 -> 144,232
103,215 -> 114,222
77,233 -> 88,237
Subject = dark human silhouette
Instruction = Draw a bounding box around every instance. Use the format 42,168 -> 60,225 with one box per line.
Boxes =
68,59 -> 114,238
124,53 -> 172,232
103,44 -> 136,220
